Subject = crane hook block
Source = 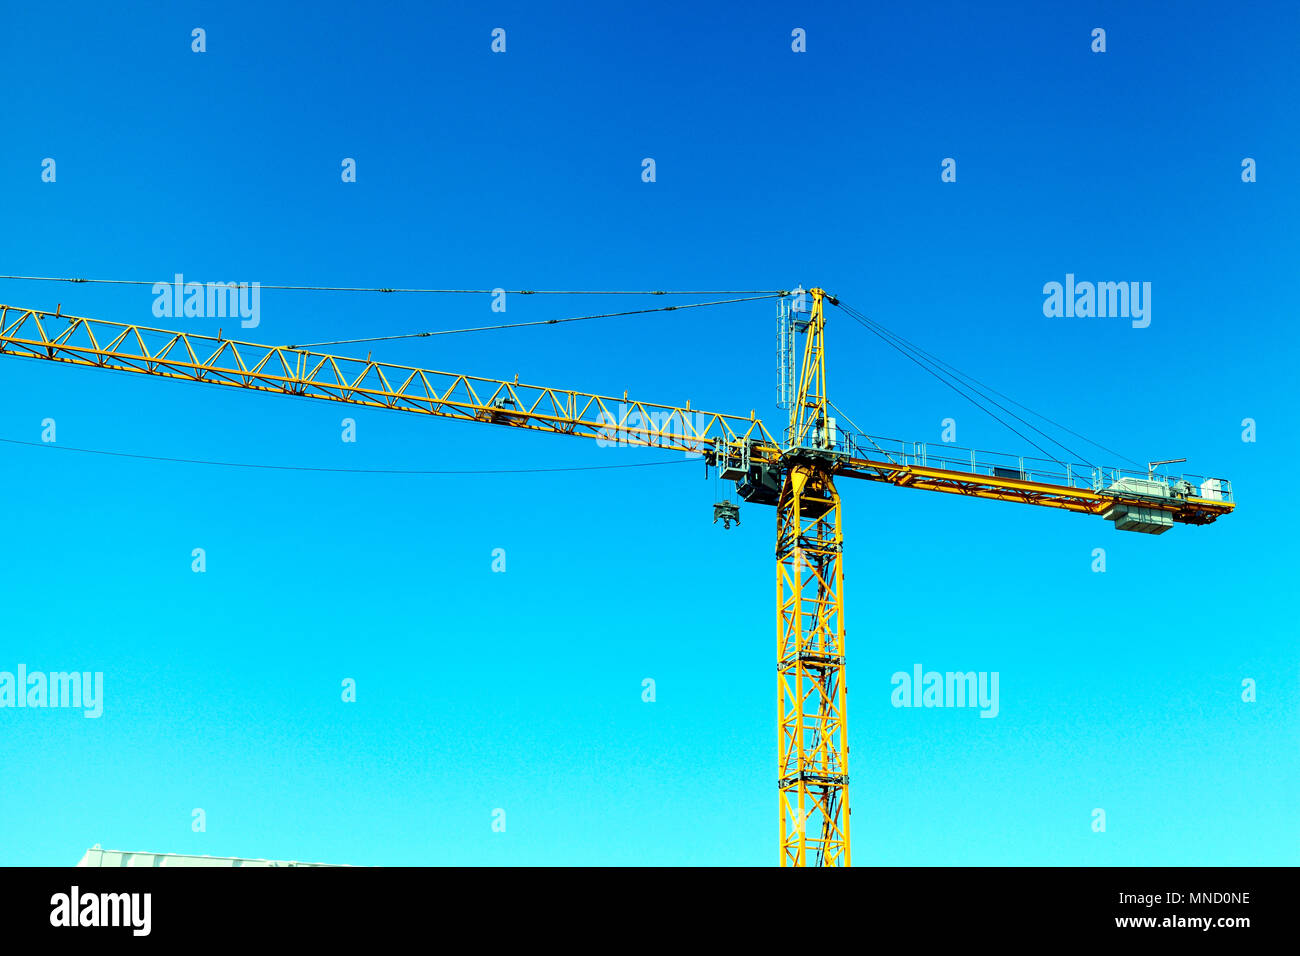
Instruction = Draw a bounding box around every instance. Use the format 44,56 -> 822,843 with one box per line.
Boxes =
713,501 -> 740,529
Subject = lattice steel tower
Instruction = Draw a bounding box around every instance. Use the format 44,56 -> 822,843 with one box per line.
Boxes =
776,288 -> 849,866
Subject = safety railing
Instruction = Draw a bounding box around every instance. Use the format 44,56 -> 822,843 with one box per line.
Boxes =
832,429 -> 1234,504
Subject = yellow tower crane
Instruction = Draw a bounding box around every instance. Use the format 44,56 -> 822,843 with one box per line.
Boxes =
0,291 -> 1236,867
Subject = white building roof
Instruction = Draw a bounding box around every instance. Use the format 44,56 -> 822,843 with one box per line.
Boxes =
76,844 -> 348,867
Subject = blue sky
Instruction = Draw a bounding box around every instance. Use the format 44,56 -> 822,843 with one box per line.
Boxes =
1,1 -> 1296,865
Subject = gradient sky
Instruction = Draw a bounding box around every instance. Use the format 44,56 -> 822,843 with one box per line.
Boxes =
1,0 -> 1296,866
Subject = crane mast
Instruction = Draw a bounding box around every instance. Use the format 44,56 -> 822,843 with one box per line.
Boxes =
0,295 -> 1235,868
777,289 -> 849,865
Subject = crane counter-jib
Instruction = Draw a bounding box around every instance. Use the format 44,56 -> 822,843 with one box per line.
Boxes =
832,457 -> 1234,527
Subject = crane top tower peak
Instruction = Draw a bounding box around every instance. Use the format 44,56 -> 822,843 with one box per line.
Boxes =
782,286 -> 843,462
